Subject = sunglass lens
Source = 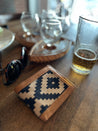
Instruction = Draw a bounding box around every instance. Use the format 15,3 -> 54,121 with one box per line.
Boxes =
5,60 -> 22,84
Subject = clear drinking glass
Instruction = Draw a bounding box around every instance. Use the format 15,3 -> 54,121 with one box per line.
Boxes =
55,0 -> 73,31
40,18 -> 62,50
71,16 -> 98,75
41,10 -> 70,34
55,16 -> 70,33
20,11 -> 40,39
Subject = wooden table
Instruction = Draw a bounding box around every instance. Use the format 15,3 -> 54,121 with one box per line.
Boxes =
0,20 -> 98,131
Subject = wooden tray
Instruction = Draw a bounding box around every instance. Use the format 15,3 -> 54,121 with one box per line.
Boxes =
29,38 -> 72,63
15,31 -> 41,48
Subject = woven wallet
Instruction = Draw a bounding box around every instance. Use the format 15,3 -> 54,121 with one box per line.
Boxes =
14,65 -> 75,121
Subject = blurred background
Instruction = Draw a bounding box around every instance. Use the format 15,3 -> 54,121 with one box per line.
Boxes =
0,0 -> 98,23
0,0 -> 98,42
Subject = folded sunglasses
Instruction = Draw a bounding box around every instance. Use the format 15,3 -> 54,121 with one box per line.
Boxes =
0,47 -> 28,85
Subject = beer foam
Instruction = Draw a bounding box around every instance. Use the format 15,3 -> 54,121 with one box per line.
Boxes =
75,48 -> 97,61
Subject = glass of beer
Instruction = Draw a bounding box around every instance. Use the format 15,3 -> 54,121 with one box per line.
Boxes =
71,16 -> 98,75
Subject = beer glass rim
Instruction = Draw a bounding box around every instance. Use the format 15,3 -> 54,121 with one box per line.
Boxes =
79,16 -> 98,23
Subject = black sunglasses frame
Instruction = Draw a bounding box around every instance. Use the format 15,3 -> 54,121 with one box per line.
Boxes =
0,47 -> 28,85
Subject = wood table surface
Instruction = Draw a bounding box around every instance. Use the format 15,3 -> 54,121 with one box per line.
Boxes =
0,20 -> 98,131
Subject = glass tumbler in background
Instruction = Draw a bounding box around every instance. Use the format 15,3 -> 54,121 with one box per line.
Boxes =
71,16 -> 98,75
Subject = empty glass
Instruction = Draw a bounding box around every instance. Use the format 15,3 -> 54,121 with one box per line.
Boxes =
20,11 -> 40,39
40,18 -> 62,50
55,16 -> 70,33
41,10 -> 70,34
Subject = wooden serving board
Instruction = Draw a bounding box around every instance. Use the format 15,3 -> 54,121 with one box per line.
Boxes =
29,38 -> 72,63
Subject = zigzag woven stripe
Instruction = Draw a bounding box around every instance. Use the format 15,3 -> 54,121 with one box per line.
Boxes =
18,70 -> 68,117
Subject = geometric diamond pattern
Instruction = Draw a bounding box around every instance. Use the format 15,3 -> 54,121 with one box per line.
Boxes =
18,70 -> 68,117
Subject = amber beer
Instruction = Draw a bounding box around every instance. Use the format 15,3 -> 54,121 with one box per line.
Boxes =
72,48 -> 97,74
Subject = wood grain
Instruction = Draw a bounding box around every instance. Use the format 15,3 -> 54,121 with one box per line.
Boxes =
0,20 -> 98,131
